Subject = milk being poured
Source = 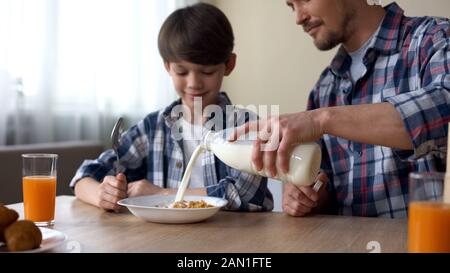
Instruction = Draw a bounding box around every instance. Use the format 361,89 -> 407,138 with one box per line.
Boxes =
175,130 -> 322,203
174,145 -> 204,202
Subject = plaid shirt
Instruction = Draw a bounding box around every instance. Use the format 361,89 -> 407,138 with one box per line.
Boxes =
70,92 -> 274,212
308,3 -> 450,218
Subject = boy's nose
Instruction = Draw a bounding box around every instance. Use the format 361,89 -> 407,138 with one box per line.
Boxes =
187,74 -> 203,90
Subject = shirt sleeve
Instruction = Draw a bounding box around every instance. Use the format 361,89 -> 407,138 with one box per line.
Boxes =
70,119 -> 150,188
384,24 -> 450,160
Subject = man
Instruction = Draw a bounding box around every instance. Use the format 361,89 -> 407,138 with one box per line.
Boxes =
234,0 -> 450,217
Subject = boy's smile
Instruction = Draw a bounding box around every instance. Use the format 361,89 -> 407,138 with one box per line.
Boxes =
184,91 -> 209,102
165,54 -> 236,121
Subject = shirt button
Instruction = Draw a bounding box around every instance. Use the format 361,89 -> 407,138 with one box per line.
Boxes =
175,162 -> 183,169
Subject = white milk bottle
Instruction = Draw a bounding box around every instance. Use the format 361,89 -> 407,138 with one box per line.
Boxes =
202,130 -> 322,188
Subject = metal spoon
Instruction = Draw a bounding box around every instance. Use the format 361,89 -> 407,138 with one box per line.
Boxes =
111,117 -> 125,174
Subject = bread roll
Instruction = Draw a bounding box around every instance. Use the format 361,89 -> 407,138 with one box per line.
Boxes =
5,220 -> 42,251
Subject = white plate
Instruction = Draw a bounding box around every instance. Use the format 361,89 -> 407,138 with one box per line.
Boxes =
0,227 -> 68,253
118,195 -> 228,224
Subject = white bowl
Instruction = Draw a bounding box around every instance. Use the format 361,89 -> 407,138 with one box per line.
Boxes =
117,195 -> 228,224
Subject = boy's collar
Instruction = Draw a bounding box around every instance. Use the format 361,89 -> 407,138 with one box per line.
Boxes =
162,91 -> 232,125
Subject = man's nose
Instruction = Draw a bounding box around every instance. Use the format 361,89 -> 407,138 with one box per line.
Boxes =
295,8 -> 309,26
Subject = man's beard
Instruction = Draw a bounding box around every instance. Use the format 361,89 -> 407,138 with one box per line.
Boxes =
313,8 -> 355,51
313,30 -> 343,51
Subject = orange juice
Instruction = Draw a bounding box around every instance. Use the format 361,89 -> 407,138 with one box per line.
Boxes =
408,201 -> 450,253
22,176 -> 57,223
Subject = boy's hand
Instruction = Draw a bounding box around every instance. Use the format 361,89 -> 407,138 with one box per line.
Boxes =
282,173 -> 328,217
127,180 -> 167,197
97,173 -> 128,212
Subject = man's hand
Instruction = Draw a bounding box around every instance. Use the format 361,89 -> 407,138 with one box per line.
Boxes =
282,173 -> 329,217
97,173 -> 128,212
231,111 -> 324,177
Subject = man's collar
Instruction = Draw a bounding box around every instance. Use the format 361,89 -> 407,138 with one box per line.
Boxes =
330,2 -> 405,77
372,2 -> 405,54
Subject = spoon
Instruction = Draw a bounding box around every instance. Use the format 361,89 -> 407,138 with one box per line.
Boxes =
111,117 -> 125,174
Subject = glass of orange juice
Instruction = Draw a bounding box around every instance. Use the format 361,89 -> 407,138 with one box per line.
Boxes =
22,154 -> 58,226
408,172 -> 450,253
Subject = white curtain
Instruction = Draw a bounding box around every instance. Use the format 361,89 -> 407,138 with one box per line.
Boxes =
0,0 -> 197,145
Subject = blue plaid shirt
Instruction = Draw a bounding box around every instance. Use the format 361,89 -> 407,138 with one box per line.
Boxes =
70,92 -> 274,212
308,3 -> 450,218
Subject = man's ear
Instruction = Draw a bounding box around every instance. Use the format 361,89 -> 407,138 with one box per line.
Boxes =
224,53 -> 237,76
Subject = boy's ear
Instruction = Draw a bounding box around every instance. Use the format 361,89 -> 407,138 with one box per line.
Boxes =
224,53 -> 237,76
164,61 -> 171,73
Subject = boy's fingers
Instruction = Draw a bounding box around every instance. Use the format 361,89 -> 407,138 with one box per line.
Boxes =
289,188 -> 317,208
104,184 -> 127,199
116,173 -> 127,183
284,183 -> 317,207
107,179 -> 127,192
105,174 -> 127,191
100,191 -> 122,205
313,173 -> 329,192
317,172 -> 329,183
99,199 -> 121,211
299,186 -> 319,203
283,200 -> 310,216
316,173 -> 329,187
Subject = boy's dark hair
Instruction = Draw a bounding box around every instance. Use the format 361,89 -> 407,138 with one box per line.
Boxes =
158,3 -> 234,65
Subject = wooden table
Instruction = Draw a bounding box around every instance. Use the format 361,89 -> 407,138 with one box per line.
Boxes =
7,196 -> 407,253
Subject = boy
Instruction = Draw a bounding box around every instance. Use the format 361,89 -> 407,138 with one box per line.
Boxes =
70,3 -> 274,212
